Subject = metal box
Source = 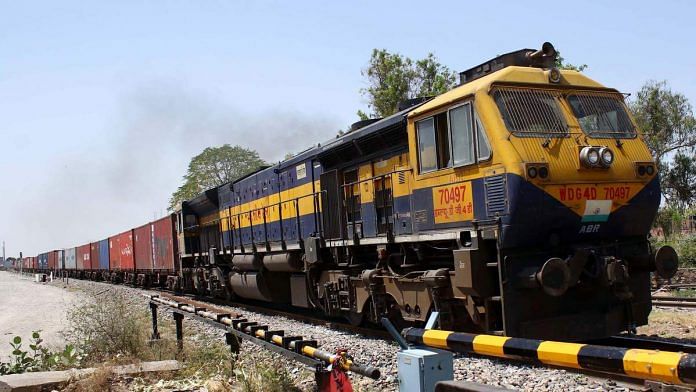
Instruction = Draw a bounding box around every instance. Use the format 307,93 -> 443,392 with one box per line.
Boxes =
398,348 -> 453,392
290,274 -> 309,308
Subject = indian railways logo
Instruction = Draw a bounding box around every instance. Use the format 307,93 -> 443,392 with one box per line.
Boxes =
581,200 -> 612,223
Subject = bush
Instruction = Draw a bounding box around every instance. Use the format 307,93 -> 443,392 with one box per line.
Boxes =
65,290 -> 149,363
0,331 -> 80,375
676,236 -> 696,267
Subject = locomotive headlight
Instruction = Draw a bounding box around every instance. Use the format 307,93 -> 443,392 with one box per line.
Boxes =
600,147 -> 614,167
549,67 -> 562,83
587,149 -> 599,165
527,166 -> 538,178
580,146 -> 603,168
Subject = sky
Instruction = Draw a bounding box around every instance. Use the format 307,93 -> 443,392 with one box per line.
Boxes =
1,0 -> 695,256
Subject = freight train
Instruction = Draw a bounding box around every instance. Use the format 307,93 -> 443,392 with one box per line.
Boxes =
21,43 -> 679,341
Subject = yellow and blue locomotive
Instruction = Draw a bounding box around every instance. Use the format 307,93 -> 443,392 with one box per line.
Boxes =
178,43 -> 677,341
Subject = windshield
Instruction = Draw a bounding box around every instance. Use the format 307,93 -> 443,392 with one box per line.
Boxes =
493,88 -> 568,138
566,93 -> 636,138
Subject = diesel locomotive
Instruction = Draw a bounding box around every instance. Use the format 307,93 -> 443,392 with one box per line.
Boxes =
176,42 -> 678,341
25,43 -> 678,342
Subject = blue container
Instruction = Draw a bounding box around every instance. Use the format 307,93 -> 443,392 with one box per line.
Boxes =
99,239 -> 109,270
39,253 -> 48,269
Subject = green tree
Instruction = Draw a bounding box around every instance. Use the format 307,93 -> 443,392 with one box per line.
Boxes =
630,81 -> 696,208
169,145 -> 266,210
359,49 -> 456,119
654,205 -> 683,238
663,153 -> 696,208
630,81 -> 696,167
554,51 -> 587,72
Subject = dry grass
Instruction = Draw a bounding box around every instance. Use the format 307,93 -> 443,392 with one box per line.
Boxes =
61,291 -> 300,391
637,309 -> 696,340
62,367 -> 113,392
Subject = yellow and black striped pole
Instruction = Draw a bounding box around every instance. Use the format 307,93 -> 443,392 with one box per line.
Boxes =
148,295 -> 380,379
403,328 -> 696,385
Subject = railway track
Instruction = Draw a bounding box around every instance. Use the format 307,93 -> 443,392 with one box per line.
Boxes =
40,274 -> 696,391
148,286 -> 696,349
153,290 -> 392,340
652,295 -> 696,308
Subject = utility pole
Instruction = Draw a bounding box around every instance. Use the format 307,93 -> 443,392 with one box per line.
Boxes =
2,241 -> 5,266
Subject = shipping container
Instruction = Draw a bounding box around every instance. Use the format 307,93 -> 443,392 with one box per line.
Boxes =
98,239 -> 109,270
117,230 -> 134,270
152,215 -> 177,271
133,223 -> 153,270
109,235 -> 120,270
32,256 -> 38,269
38,253 -> 48,269
76,244 -> 91,270
90,242 -> 98,267
58,249 -> 64,269
48,251 -> 57,270
65,248 -> 77,269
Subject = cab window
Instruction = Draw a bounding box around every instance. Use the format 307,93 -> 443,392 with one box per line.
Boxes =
416,102 -> 491,174
566,93 -> 636,138
476,115 -> 491,160
450,104 -> 475,166
493,88 -> 568,137
416,118 -> 437,173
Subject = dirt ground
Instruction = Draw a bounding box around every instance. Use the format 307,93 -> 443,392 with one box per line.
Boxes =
0,271 -> 78,360
638,307 -> 696,341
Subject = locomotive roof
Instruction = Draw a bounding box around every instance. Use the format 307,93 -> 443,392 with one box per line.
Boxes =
185,66 -> 610,208
223,100 -> 428,186
182,187 -> 219,217
409,66 -> 606,118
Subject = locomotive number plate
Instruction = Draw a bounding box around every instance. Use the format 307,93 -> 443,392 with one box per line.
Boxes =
545,183 -> 644,217
432,182 -> 474,224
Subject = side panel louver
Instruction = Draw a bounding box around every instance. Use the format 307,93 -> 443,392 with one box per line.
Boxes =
485,175 -> 508,216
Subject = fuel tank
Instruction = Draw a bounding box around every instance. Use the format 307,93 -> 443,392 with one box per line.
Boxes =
229,272 -> 290,302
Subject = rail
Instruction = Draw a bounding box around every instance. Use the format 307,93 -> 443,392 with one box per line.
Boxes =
146,294 -> 380,381
652,295 -> 696,309
403,327 -> 696,386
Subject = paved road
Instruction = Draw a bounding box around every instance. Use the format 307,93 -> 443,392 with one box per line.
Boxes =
0,271 -> 78,360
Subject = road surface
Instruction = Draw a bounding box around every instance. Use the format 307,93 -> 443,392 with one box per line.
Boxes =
0,271 -> 78,360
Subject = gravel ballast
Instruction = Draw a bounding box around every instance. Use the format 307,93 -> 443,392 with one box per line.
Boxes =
25,274 -> 695,391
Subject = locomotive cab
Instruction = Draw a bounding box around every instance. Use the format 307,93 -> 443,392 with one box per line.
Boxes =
404,43 -> 673,340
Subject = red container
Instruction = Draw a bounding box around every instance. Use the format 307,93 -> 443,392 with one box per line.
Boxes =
133,223 -> 153,271
152,215 -> 177,271
90,242 -> 99,269
31,256 -> 37,269
118,230 -> 134,270
109,235 -> 121,270
48,251 -> 56,270
77,244 -> 91,270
